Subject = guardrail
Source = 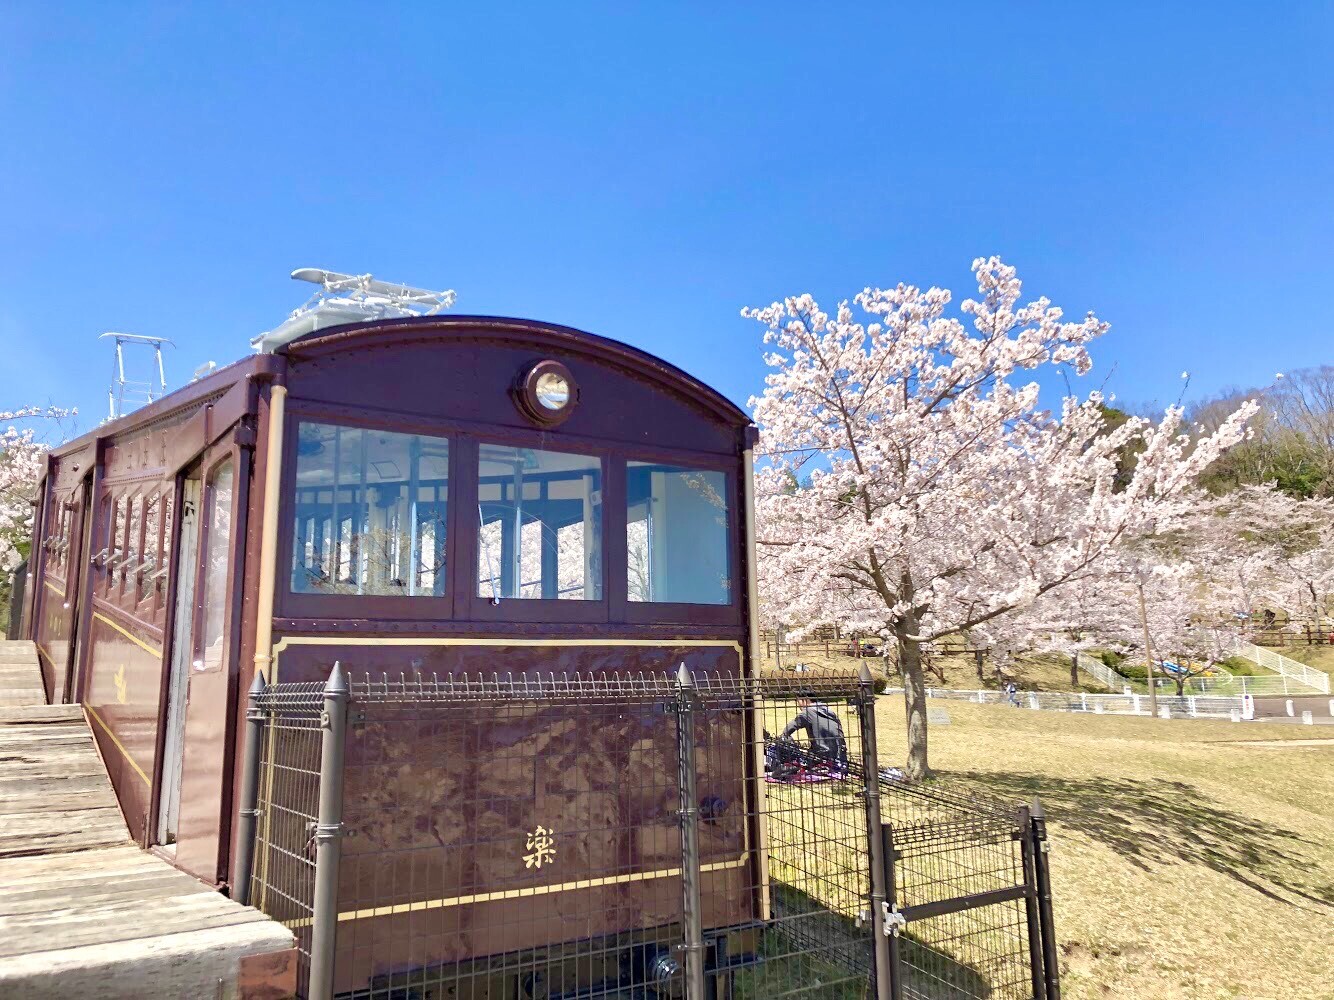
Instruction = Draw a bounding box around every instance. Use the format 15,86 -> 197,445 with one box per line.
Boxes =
1216,633 -> 1330,694
1075,651 -> 1132,692
905,686 -> 1252,720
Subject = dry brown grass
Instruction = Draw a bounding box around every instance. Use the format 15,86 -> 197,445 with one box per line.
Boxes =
871,697 -> 1334,999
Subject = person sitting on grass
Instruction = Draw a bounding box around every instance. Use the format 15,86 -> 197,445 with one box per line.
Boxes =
766,692 -> 849,781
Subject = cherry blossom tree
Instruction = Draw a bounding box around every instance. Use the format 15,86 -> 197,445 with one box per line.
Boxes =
996,569 -> 1137,688
745,258 -> 1254,779
0,406 -> 76,573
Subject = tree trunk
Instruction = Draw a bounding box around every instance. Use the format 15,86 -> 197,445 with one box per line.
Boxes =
897,624 -> 932,781
1070,653 -> 1079,690
975,649 -> 985,683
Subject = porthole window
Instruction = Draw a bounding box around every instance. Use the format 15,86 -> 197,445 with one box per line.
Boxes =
515,360 -> 578,427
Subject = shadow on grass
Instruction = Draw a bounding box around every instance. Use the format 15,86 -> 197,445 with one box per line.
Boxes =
950,771 -> 1334,911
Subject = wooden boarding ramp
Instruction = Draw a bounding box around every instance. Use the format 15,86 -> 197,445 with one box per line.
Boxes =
0,641 -> 296,999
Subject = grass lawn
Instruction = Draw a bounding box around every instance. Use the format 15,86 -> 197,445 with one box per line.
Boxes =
762,649 -> 1111,693
872,697 -> 1334,999
1279,642 -> 1334,674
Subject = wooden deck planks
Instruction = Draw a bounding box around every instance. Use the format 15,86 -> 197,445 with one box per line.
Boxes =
0,641 -> 45,707
0,700 -> 132,858
0,643 -> 295,997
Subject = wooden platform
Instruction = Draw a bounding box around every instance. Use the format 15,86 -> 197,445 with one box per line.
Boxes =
0,643 -> 296,998
0,640 -> 45,706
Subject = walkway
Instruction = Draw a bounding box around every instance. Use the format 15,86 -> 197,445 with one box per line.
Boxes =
0,640 -> 295,999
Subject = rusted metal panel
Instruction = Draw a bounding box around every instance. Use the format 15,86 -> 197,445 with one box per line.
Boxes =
237,945 -> 298,999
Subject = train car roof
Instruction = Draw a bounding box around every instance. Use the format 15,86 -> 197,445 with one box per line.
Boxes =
50,315 -> 751,459
280,314 -> 751,427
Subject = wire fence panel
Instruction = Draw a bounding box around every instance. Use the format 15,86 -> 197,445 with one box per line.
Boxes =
243,668 -> 1057,1000
706,687 -> 877,999
249,702 -> 323,1000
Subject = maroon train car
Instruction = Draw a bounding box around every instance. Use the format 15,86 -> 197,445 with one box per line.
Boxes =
22,314 -> 765,993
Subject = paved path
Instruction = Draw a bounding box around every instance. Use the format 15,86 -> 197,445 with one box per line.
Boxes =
0,640 -> 295,999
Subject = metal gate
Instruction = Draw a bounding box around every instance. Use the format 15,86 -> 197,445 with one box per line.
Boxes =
237,666 -> 1057,1000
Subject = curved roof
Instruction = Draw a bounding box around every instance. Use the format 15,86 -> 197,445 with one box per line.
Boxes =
279,314 -> 753,428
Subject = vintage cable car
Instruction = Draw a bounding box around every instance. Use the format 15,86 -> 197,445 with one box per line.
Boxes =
22,272 -> 770,996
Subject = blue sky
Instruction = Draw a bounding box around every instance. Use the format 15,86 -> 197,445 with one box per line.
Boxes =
2,3 -> 1331,434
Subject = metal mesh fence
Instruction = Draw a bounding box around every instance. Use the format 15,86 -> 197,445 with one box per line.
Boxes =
249,692 -> 323,999
243,669 -> 1057,1000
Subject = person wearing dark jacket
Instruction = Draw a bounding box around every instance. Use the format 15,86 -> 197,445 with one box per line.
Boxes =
767,695 -> 849,778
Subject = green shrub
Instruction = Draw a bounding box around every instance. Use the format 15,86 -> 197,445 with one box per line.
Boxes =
1100,649 -> 1126,669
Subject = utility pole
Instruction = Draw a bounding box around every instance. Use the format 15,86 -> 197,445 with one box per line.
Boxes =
1137,580 -> 1158,718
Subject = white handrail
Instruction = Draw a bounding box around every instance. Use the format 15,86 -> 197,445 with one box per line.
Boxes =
1075,652 -> 1131,692
1216,633 -> 1330,694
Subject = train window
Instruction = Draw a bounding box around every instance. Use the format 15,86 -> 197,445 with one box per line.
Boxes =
93,496 -> 112,593
626,462 -> 731,605
156,494 -> 173,612
199,461 -> 234,671
139,494 -> 159,604
112,495 -> 128,588
121,495 -> 138,594
290,421 -> 451,597
477,445 -> 602,601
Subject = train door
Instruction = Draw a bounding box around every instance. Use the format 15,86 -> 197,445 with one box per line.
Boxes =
158,471 -> 201,849
162,442 -> 248,882
63,477 -> 93,704
33,484 -> 87,704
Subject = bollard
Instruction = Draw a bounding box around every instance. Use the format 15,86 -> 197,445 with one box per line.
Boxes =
1302,710 -> 1314,726
309,663 -> 351,1000
1230,709 -> 1241,723
1158,705 -> 1170,720
1093,703 -> 1105,715
232,671 -> 267,906
1286,699 -> 1295,717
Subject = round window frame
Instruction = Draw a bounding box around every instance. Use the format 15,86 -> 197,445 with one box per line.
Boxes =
514,359 -> 579,427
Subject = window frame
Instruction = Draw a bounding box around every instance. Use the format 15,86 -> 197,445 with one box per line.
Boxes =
615,454 -> 741,628
276,406 -> 463,622
463,436 -> 611,625
274,400 -> 742,628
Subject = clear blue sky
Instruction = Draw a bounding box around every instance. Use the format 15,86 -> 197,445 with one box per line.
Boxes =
2,3 -> 1331,433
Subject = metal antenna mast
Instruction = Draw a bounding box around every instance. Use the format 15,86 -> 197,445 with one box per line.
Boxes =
100,332 -> 174,421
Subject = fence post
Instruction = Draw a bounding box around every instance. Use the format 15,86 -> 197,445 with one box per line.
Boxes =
232,671 -> 267,906
309,662 -> 350,1000
1017,805 -> 1048,1000
879,823 -> 905,1000
857,662 -> 896,1000
673,664 -> 707,999
1030,799 -> 1061,999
